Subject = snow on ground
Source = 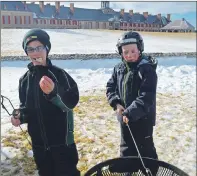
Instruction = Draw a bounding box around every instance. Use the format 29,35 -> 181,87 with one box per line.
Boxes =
1,57 -> 196,98
1,29 -> 196,56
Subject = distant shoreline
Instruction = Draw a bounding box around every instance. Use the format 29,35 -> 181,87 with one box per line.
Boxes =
1,52 -> 196,61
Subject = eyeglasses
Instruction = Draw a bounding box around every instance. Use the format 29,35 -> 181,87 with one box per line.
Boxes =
123,50 -> 139,56
26,46 -> 46,53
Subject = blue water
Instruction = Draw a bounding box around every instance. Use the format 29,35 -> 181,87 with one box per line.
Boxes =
1,56 -> 196,69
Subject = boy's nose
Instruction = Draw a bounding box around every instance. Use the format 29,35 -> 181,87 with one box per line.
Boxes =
128,52 -> 134,58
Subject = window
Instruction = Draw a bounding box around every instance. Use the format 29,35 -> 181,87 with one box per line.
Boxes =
103,22 -> 106,28
20,16 -> 22,24
29,16 -> 31,24
73,20 -> 77,25
2,16 -> 5,24
8,16 -> 11,24
15,16 -> 17,24
2,16 -> 12,25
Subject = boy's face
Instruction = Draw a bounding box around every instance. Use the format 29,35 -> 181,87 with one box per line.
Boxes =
122,44 -> 140,62
26,40 -> 47,66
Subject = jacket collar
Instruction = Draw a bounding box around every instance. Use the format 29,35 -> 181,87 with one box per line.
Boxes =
122,56 -> 142,71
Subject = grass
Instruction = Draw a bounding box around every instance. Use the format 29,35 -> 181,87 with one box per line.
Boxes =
75,136 -> 95,144
1,93 -> 195,175
11,154 -> 37,175
73,95 -> 112,119
1,129 -> 34,175
73,95 -> 116,173
2,133 -> 30,149
2,138 -> 16,148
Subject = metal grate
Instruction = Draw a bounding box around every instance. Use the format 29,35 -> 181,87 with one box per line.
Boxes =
84,157 -> 189,176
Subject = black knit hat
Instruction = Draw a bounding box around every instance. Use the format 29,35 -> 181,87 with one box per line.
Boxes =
22,29 -> 51,55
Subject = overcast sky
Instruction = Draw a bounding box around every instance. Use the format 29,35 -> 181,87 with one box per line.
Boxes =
42,1 -> 196,14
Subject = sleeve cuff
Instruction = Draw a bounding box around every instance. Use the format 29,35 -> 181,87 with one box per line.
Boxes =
19,108 -> 28,124
122,110 -> 129,117
111,99 -> 122,110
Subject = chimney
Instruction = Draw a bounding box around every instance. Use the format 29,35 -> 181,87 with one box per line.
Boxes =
129,10 -> 133,16
157,13 -> 161,20
70,3 -> 74,14
143,12 -> 148,19
39,1 -> 44,13
105,1 -> 110,8
101,1 -> 103,8
23,1 -> 27,10
120,9 -> 124,16
167,14 -> 171,21
55,1 -> 60,13
101,1 -> 110,8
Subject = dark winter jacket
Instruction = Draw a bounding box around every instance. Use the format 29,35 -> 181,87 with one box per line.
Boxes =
106,55 -> 157,126
18,59 -> 79,150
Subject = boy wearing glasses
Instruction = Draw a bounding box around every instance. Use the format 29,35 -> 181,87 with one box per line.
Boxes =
106,31 -> 158,160
11,29 -> 80,176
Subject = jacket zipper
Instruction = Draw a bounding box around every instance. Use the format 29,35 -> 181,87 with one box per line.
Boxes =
123,63 -> 130,106
65,111 -> 68,146
35,73 -> 50,151
47,68 -> 68,146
